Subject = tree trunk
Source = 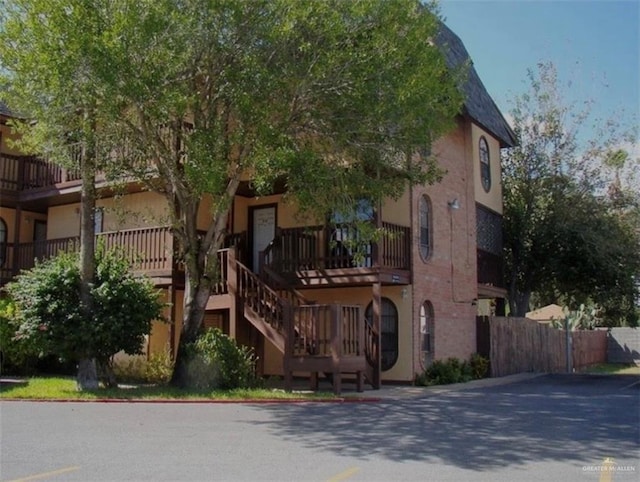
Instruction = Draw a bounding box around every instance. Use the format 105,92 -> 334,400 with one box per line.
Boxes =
77,358 -> 98,390
509,290 -> 531,317
77,131 -> 98,391
97,358 -> 117,388
170,276 -> 212,387
168,176 -> 239,388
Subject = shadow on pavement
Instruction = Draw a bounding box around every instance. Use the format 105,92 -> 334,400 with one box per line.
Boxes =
250,374 -> 639,470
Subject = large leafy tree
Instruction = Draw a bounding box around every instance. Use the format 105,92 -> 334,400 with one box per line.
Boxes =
1,0 -> 464,385
502,62 -> 640,325
0,0 -> 129,387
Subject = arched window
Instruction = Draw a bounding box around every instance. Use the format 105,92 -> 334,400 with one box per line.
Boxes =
365,297 -> 398,371
0,217 -> 7,267
420,301 -> 435,369
479,136 -> 491,192
419,195 -> 432,261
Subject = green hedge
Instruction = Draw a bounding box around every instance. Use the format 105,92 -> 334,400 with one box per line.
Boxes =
415,354 -> 489,387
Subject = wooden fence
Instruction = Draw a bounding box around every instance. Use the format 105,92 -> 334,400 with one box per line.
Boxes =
483,317 -> 607,377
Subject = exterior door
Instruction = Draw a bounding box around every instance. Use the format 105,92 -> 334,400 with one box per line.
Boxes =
33,220 -> 47,260
250,205 -> 276,272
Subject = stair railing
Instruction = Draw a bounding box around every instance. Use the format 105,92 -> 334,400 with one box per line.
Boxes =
236,259 -> 288,334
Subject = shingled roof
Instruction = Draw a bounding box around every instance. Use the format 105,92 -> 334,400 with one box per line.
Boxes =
437,22 -> 516,147
0,100 -> 12,117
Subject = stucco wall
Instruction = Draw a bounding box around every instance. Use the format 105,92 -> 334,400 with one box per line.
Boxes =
146,288 -> 176,356
471,123 -> 503,214
47,191 -> 168,239
381,189 -> 411,226
0,208 -> 48,243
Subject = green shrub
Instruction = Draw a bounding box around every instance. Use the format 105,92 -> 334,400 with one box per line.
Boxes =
415,356 -> 476,386
184,328 -> 258,390
145,347 -> 175,384
5,246 -> 166,385
0,298 -> 43,374
112,356 -> 147,383
112,346 -> 174,384
469,353 -> 489,379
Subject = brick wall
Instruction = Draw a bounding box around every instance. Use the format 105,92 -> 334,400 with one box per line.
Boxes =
410,118 -> 478,374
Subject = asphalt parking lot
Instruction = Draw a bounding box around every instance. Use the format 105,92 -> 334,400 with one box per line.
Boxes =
1,374 -> 638,481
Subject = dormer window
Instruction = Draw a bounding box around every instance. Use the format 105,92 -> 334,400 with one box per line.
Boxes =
479,136 -> 491,192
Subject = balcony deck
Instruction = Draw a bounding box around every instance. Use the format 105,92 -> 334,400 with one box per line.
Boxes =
0,226 -> 178,287
261,222 -> 411,287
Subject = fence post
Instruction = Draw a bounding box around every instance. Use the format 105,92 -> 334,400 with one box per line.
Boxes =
565,317 -> 573,373
331,303 -> 342,395
283,302 -> 294,392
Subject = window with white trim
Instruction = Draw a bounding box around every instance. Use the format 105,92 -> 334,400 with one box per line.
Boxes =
479,136 -> 491,192
365,297 -> 398,371
419,195 -> 432,261
420,301 -> 435,368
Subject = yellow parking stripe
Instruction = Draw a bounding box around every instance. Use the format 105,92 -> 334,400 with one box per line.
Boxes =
599,458 -> 615,482
8,465 -> 80,482
327,466 -> 360,482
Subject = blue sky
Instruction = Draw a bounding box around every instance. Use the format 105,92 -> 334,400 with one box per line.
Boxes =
439,0 -> 639,143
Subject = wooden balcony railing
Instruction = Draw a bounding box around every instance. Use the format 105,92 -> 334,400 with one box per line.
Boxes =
1,150 -> 82,192
211,249 -> 230,296
291,304 -> 364,358
262,221 -> 410,273
0,226 -> 177,286
97,226 -> 176,274
1,130 -> 189,194
0,237 -> 81,285
0,153 -> 22,191
380,222 -> 411,269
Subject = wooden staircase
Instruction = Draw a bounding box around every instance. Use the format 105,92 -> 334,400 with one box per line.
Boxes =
228,252 -> 379,394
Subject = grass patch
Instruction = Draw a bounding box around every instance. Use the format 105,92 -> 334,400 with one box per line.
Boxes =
0,377 -> 338,401
581,363 -> 640,375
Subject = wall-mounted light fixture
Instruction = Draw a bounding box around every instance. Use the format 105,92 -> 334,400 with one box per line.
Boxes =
448,198 -> 460,210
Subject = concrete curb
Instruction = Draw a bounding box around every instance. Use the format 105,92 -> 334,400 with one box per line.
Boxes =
0,397 -> 382,404
370,372 -> 546,400
1,373 -> 543,403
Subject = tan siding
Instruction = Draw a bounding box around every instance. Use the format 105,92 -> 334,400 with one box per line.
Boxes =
0,208 -> 47,243
47,191 -> 168,239
381,188 -> 410,226
196,195 -> 213,231
148,289 -> 172,356
0,208 -> 16,242
472,123 -> 503,214
99,191 -> 169,231
47,204 -> 80,239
